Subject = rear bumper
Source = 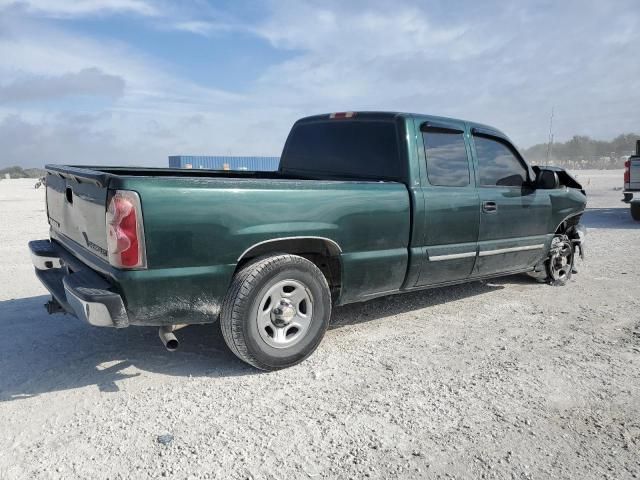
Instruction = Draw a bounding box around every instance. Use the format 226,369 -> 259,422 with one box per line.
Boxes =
29,239 -> 129,328
623,191 -> 640,203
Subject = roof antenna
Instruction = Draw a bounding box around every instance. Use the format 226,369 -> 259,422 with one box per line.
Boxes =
545,106 -> 554,164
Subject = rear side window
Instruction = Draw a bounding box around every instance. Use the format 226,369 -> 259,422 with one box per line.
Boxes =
422,129 -> 470,187
280,120 -> 402,181
474,135 -> 528,187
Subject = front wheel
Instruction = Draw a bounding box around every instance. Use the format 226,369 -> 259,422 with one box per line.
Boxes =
545,234 -> 575,286
220,254 -> 331,371
631,202 -> 640,221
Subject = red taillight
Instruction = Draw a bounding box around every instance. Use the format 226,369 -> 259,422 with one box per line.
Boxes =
624,160 -> 630,185
106,190 -> 146,269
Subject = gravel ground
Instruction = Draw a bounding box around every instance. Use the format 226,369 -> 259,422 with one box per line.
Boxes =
0,171 -> 638,479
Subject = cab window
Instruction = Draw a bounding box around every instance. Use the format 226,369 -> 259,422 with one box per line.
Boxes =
474,135 -> 528,187
281,120 -> 403,182
422,128 -> 470,187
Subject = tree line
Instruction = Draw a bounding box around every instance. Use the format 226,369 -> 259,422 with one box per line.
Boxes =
522,133 -> 639,169
0,166 -> 46,179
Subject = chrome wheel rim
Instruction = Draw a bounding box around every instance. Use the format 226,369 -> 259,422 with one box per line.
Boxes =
255,279 -> 314,349
549,237 -> 573,282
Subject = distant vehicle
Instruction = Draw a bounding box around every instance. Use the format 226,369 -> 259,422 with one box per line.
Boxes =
34,176 -> 46,189
623,140 -> 640,220
29,112 -> 587,370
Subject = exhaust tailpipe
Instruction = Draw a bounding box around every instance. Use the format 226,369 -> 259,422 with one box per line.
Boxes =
159,326 -> 179,351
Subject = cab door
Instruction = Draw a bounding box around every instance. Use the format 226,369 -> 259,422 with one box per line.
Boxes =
470,130 -> 552,275
415,120 -> 480,287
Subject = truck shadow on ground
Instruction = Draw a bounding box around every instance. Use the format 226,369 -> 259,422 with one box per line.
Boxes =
582,207 -> 639,230
330,279 -> 507,327
0,279 -> 513,401
0,295 -> 251,402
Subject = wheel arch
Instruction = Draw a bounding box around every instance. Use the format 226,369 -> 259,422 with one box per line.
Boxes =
554,212 -> 583,235
236,237 -> 343,301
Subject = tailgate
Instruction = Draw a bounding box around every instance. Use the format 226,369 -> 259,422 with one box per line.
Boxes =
46,171 -> 110,261
630,158 -> 640,190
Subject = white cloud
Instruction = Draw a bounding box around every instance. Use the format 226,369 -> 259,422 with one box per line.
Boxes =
0,10 -> 278,167
0,12 -> 244,105
255,4 -> 474,59
170,20 -> 229,36
0,0 -> 157,17
249,0 -> 640,148
0,0 -> 639,168
0,68 -> 125,102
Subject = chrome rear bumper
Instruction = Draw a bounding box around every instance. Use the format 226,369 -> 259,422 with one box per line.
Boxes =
29,239 -> 129,328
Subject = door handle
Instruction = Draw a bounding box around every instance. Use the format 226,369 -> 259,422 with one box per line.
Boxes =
482,201 -> 497,213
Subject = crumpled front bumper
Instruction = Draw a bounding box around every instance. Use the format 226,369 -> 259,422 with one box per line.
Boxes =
29,239 -> 129,328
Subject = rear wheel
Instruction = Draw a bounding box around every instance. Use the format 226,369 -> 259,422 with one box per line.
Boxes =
630,202 -> 640,221
220,254 -> 331,370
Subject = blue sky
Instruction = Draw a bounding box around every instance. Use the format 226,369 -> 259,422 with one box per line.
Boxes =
0,0 -> 639,167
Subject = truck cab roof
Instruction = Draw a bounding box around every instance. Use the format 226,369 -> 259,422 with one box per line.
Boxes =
281,111 -> 516,184
295,111 -> 510,139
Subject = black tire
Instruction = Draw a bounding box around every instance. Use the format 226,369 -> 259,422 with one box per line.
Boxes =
220,254 -> 331,371
631,202 -> 640,221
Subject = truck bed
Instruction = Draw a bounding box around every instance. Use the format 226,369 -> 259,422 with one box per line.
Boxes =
43,164 -> 413,325
45,164 -> 401,185
45,165 -> 297,189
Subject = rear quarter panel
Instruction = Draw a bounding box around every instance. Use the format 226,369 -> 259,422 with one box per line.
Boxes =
111,177 -> 411,323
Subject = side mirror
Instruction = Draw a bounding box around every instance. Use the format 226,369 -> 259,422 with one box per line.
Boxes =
496,174 -> 526,187
536,169 -> 560,189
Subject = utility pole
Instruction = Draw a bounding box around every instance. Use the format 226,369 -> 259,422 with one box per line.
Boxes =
545,107 -> 554,164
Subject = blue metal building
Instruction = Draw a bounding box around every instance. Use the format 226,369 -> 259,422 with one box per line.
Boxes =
168,155 -> 279,171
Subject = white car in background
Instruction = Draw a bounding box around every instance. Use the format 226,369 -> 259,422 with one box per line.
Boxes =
623,140 -> 640,220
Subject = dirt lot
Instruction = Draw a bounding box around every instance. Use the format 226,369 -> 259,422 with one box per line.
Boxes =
0,171 -> 638,479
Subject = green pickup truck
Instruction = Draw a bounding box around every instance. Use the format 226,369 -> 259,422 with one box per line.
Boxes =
30,112 -> 587,370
